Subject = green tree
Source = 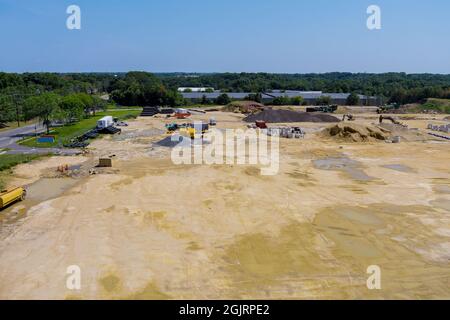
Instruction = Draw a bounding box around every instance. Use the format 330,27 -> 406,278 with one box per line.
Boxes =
163,90 -> 184,107
92,96 -> 108,113
201,95 -> 211,105
290,96 -> 304,105
272,96 -> 291,105
24,93 -> 60,133
59,94 -> 85,122
75,93 -> 95,116
110,72 -> 169,107
215,93 -> 231,105
316,95 -> 332,106
245,93 -> 262,103
0,97 -> 15,126
346,93 -> 360,106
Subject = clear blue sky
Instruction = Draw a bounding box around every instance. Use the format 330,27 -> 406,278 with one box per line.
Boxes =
0,0 -> 449,73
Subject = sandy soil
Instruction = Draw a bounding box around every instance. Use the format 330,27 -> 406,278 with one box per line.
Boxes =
0,112 -> 449,300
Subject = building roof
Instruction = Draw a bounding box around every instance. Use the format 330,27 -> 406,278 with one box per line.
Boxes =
181,91 -> 376,100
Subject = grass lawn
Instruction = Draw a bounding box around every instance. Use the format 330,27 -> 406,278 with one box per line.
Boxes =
0,153 -> 50,190
411,99 -> 450,114
19,109 -> 142,148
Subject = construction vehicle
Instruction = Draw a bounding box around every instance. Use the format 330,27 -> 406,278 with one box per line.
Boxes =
379,115 -> 401,125
306,105 -> 338,113
379,115 -> 408,128
165,123 -> 179,133
342,114 -> 355,121
255,121 -> 268,129
0,187 -> 26,210
174,108 -> 191,119
179,123 -> 209,139
377,103 -> 400,114
179,127 -> 196,139
97,116 -> 114,129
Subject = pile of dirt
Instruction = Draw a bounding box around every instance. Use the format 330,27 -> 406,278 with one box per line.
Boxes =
222,101 -> 265,114
321,123 -> 390,142
154,135 -> 190,148
244,109 -> 340,123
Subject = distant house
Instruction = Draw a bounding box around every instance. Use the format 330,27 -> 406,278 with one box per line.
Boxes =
177,87 -> 215,93
181,90 -> 379,106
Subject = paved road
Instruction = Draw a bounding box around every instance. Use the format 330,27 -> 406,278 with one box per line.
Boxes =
0,123 -> 81,155
0,123 -> 45,149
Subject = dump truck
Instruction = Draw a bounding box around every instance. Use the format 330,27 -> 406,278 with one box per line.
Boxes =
0,187 -> 26,210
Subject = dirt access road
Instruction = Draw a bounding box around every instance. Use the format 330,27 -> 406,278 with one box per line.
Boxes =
0,112 -> 449,299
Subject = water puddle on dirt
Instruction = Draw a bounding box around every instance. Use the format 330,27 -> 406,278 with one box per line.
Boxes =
221,203 -> 449,298
25,178 -> 79,202
430,198 -> 450,211
313,156 -> 375,181
313,206 -> 385,259
1,177 -> 80,229
434,185 -> 450,194
381,164 -> 415,173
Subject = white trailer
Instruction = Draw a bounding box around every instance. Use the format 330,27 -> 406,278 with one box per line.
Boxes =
97,116 -> 114,129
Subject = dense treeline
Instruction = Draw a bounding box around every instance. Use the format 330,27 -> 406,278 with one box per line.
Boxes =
108,72 -> 183,107
159,72 -> 450,104
0,72 -> 109,129
2,72 -> 450,127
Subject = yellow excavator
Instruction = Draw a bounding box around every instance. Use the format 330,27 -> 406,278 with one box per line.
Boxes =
179,123 -> 210,139
0,187 -> 26,210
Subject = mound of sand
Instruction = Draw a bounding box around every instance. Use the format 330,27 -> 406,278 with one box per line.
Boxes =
321,123 -> 389,142
244,109 -> 340,123
222,101 -> 265,114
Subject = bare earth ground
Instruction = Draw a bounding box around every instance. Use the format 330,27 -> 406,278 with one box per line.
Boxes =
0,112 -> 449,299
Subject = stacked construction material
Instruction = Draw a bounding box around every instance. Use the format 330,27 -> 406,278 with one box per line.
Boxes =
98,126 -> 121,134
98,158 -> 113,168
141,106 -> 160,117
428,123 -> 450,133
266,127 -> 305,139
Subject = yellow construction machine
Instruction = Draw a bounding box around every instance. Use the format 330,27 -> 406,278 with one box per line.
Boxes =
0,187 -> 26,210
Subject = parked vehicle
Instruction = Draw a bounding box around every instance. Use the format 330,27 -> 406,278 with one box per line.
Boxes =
97,116 -> 114,129
0,187 -> 26,210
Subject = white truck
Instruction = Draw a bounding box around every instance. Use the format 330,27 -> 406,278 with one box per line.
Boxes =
97,116 -> 114,129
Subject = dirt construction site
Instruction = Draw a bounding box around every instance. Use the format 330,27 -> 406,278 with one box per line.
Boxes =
0,110 -> 449,299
